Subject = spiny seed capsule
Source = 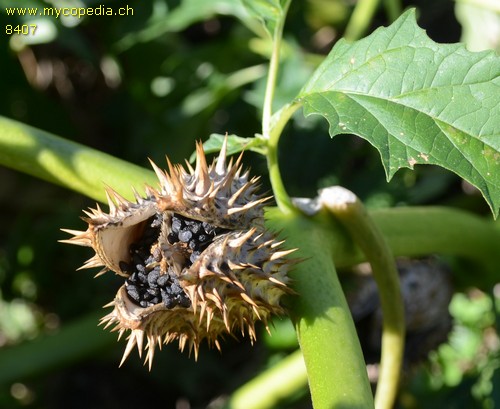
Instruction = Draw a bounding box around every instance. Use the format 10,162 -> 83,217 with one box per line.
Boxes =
61,138 -> 297,368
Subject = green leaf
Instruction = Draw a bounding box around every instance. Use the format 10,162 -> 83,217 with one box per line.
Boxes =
241,0 -> 290,38
190,133 -> 267,162
297,9 -> 500,217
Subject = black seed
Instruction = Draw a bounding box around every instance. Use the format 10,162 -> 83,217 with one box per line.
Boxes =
178,229 -> 192,243
190,251 -> 201,264
171,218 -> 182,233
157,275 -> 170,287
190,222 -> 201,234
147,270 -> 160,286
127,288 -> 140,302
180,297 -> 191,308
171,282 -> 182,292
137,272 -> 147,283
140,301 -> 148,308
151,215 -> 162,228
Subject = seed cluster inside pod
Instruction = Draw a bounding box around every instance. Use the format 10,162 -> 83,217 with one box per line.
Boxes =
61,137 -> 297,367
120,212 -> 228,309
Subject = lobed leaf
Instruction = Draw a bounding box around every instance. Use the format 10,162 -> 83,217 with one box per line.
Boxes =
297,9 -> 500,217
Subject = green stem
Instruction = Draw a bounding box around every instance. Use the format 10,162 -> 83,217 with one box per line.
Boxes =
262,0 -> 290,140
267,103 -> 300,213
344,0 -> 380,41
267,207 -> 375,409
226,349 -> 307,409
382,0 -> 402,22
318,187 -> 404,409
0,116 -> 157,203
260,1 -> 295,213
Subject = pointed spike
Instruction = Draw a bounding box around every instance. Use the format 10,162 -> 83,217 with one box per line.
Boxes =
166,156 -> 177,177
215,135 -> 228,175
131,186 -> 143,202
104,189 -> 118,215
82,209 -> 95,219
270,248 -> 298,261
145,335 -> 156,371
248,322 -> 257,341
206,308 -> 214,331
179,334 -> 187,352
198,300 -> 207,325
229,228 -> 256,248
193,341 -> 200,361
117,329 -> 126,341
222,308 -> 230,331
105,186 -> 130,207
185,285 -> 198,313
120,333 -> 138,367
77,255 -> 103,271
251,304 -> 262,321
227,183 -> 252,207
148,158 -> 170,189
60,228 -> 88,237
227,197 -> 269,215
233,150 -> 244,172
135,330 -> 144,357
268,276 -> 288,287
58,235 -> 92,247
102,300 -> 115,309
93,268 -> 108,278
194,141 -> 210,195
184,158 -> 195,174
271,240 -> 286,248
240,292 -> 258,307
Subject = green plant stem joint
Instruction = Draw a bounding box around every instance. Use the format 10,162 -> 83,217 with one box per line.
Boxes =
289,186 -> 404,409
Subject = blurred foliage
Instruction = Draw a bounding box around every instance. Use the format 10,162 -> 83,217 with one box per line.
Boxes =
402,289 -> 500,409
0,0 -> 498,408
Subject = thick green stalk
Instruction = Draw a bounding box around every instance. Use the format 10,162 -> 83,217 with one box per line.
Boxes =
318,187 -> 404,409
226,349 -> 307,409
0,116 -> 156,203
267,207 -> 375,409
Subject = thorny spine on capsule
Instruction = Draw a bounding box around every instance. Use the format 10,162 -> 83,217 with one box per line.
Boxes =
61,137 -> 297,368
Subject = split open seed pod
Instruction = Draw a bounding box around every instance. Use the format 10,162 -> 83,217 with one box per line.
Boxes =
61,138 -> 297,368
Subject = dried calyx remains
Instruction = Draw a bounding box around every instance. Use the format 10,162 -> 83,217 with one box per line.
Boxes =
61,138 -> 297,368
